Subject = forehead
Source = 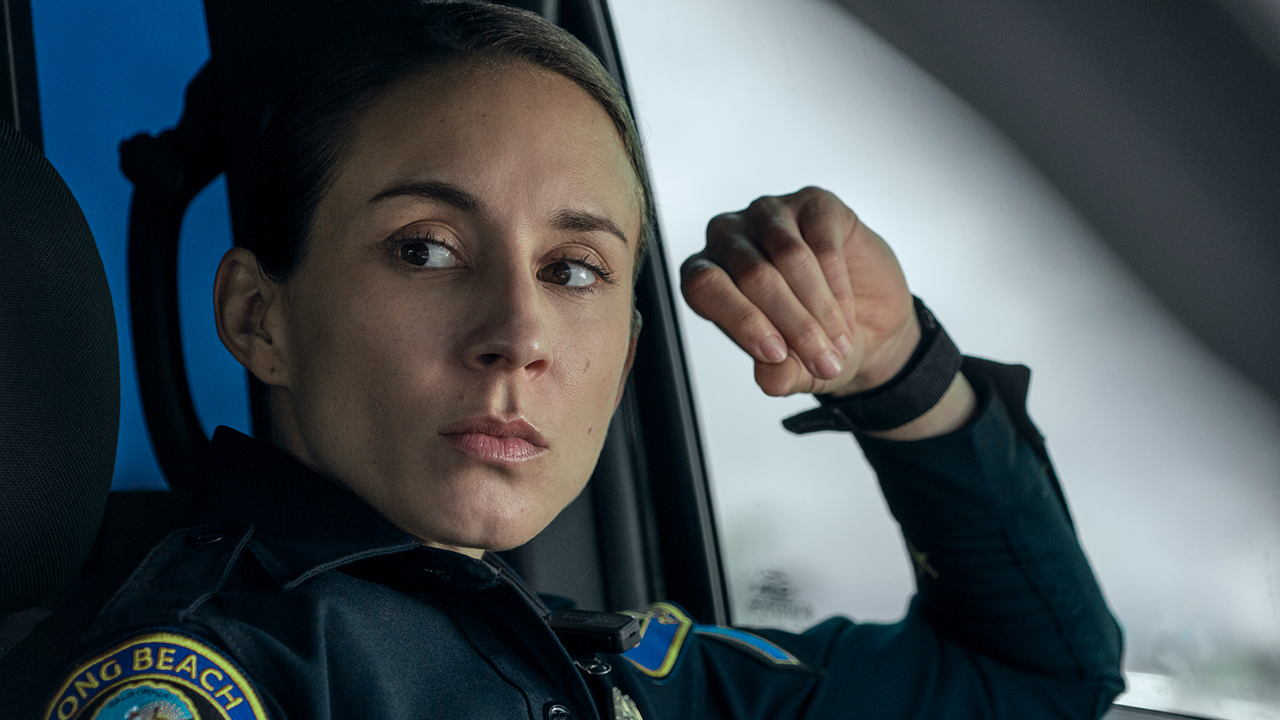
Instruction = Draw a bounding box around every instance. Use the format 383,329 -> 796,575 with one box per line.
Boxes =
325,60 -> 642,240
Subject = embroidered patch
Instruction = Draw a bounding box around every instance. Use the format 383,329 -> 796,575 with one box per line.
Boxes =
620,602 -> 693,678
45,631 -> 268,720
694,626 -> 803,668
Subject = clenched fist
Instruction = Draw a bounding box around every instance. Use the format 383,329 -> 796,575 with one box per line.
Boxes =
680,187 -> 974,439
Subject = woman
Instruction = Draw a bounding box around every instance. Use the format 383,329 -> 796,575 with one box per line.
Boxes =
23,3 -> 1122,719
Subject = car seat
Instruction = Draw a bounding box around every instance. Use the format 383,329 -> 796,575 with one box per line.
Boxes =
0,119 -> 118,654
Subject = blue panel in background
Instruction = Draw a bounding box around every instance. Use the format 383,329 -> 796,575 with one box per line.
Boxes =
32,1 -> 251,490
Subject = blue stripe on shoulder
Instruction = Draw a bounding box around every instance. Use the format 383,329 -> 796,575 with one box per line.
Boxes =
694,625 -> 803,667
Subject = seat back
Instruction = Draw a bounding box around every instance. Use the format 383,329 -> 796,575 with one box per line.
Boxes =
0,120 -> 118,623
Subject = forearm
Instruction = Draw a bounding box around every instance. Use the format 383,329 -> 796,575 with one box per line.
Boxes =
856,359 -> 1123,683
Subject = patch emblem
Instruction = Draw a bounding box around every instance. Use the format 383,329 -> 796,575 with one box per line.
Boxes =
620,602 -> 693,678
45,631 -> 267,720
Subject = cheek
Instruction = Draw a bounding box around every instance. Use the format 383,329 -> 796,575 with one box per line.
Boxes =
558,321 -> 631,431
287,278 -> 459,419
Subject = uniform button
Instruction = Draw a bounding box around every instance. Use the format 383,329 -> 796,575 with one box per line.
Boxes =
543,702 -> 571,720
188,530 -> 223,547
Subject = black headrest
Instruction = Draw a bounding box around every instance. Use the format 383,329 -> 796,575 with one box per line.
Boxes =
0,121 -> 118,611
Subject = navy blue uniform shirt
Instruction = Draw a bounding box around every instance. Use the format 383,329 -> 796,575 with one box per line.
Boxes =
7,358 -> 1124,719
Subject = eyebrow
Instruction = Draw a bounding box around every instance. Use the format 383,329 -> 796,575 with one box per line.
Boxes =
370,180 -> 627,246
551,208 -> 629,247
370,180 -> 483,214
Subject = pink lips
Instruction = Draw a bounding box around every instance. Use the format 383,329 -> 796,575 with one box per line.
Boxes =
440,416 -> 548,464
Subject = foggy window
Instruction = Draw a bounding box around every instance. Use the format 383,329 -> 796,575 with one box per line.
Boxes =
609,0 -> 1280,717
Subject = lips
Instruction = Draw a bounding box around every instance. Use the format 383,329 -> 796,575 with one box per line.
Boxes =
439,416 -> 548,464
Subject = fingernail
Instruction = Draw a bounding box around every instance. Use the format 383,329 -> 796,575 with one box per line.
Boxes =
816,350 -> 843,378
834,334 -> 851,357
761,335 -> 787,363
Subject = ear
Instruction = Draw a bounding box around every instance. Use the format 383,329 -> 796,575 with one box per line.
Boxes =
613,315 -> 641,410
213,247 -> 290,387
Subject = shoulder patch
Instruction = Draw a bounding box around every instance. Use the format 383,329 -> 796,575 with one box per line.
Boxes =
694,626 -> 805,668
45,630 -> 268,720
620,602 -> 694,678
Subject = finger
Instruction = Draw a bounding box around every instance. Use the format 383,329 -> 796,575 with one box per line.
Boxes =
705,221 -> 846,380
742,196 -> 852,355
753,352 -> 814,397
790,188 -> 858,330
680,254 -> 788,364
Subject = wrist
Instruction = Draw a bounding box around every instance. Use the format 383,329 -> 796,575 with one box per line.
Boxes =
864,371 -> 976,440
782,297 -> 965,436
833,310 -> 922,396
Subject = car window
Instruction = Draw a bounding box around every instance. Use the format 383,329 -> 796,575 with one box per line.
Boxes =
32,0 -> 249,491
607,0 -> 1280,718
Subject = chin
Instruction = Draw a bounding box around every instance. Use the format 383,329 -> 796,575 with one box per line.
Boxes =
380,464 -> 586,554
413,521 -> 546,555
400,498 -> 559,555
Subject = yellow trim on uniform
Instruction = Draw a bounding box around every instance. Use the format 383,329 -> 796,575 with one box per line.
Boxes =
44,630 -> 268,720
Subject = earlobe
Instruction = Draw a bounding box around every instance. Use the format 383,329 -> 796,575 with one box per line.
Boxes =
213,247 -> 288,386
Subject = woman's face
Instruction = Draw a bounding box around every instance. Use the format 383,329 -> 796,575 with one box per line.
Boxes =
264,61 -> 642,555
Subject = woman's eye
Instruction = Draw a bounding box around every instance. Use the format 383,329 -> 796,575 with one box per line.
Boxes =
399,240 -> 459,268
539,259 -> 598,287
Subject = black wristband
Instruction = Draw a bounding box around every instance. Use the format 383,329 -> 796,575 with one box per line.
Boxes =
782,297 -> 962,434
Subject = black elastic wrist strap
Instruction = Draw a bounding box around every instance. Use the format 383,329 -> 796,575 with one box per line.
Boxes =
782,297 -> 961,434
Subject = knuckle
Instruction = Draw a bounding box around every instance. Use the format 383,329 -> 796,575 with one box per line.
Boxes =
809,231 -> 841,253
745,194 -> 785,219
793,186 -> 845,218
679,252 -> 706,278
730,306 -> 767,334
814,301 -> 845,327
797,198 -> 837,224
734,261 -> 782,297
791,185 -> 835,206
705,212 -> 741,241
791,319 -> 829,351
766,231 -> 813,268
754,218 -> 793,246
679,259 -> 720,298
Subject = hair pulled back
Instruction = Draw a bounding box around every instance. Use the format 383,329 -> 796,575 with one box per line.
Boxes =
240,1 -> 652,284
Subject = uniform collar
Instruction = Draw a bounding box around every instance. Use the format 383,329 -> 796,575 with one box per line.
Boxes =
195,427 -> 545,599
194,426 -> 423,589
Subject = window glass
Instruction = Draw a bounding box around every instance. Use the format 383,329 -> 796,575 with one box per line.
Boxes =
608,0 -> 1280,718
31,1 -> 249,491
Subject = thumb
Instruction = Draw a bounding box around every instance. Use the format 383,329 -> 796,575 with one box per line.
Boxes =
754,354 -> 813,397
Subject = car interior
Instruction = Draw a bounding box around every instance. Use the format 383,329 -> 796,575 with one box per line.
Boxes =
1,1 -> 1276,718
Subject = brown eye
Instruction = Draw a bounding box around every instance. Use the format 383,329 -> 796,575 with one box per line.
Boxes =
399,240 -> 458,268
538,260 -> 597,287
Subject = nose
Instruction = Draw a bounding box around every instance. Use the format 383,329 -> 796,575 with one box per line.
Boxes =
464,267 -> 553,377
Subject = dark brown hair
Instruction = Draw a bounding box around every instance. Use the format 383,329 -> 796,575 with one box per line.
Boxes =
239,0 -> 652,284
